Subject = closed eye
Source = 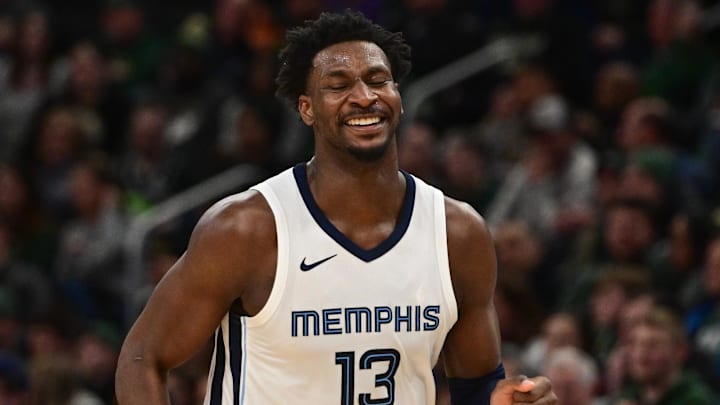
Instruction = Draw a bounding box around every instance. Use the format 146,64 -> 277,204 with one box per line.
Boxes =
324,83 -> 349,91
367,79 -> 391,87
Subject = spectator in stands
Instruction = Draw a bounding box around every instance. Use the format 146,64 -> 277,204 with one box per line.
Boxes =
28,354 -> 104,405
99,0 -> 168,97
26,106 -> 88,222
542,347 -> 606,405
0,13 -> 16,57
54,158 -> 126,324
48,41 -> 131,156
487,94 -> 597,243
584,270 -> 651,370
398,120 -> 440,184
596,198 -> 660,268
0,221 -> 54,322
0,8 -> 60,163
0,164 -> 58,270
612,307 -> 716,404
648,211 -> 713,307
522,311 -> 585,375
556,198 -> 660,328
471,82 -> 527,178
614,97 -> 672,154
438,133 -> 498,213
685,233 -> 720,389
0,353 -> 28,405
616,147 -> 680,231
494,277 -> 545,348
114,100 -> 171,208
75,322 -> 120,404
644,0 -> 717,117
200,96 -> 284,183
604,292 -> 658,397
588,61 -> 640,151
493,220 -> 558,308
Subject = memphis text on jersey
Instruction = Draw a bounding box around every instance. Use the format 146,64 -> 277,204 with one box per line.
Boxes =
291,305 -> 441,337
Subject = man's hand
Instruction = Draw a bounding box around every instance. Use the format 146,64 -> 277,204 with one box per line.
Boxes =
490,375 -> 557,404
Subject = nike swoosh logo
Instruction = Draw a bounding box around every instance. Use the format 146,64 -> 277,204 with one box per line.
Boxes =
300,254 -> 338,271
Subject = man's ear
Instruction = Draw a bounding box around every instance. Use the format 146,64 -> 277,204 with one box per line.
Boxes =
298,95 -> 314,126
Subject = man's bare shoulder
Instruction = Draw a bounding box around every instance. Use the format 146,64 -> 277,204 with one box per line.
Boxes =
443,196 -> 491,243
195,189 -> 275,240
443,196 -> 496,306
184,189 -> 276,281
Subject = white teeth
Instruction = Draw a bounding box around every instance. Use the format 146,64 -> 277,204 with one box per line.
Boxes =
347,117 -> 381,126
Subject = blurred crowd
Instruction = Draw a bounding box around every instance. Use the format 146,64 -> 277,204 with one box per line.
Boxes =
0,0 -> 720,404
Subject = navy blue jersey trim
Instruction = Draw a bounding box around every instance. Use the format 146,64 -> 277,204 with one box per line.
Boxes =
209,327 -> 226,405
229,313 -> 242,405
293,163 -> 416,262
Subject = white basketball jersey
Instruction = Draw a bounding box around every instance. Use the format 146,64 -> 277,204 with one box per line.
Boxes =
203,163 -> 458,405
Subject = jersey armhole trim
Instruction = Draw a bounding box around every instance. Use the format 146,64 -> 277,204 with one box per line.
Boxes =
244,183 -> 289,327
434,190 -> 458,326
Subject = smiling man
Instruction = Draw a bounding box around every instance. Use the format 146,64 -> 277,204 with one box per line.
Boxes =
115,10 -> 556,405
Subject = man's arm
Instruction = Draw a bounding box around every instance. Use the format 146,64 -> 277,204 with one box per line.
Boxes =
443,197 -> 502,379
115,191 -> 276,404
443,197 -> 555,404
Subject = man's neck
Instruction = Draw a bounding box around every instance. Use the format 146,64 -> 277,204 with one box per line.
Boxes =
305,153 -> 406,232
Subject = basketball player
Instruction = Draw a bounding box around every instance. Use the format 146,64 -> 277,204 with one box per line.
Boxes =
116,10 -> 556,405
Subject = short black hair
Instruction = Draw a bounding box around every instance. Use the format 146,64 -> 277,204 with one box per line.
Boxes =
275,9 -> 412,109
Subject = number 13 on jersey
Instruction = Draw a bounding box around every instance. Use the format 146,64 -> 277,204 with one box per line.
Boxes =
335,349 -> 401,405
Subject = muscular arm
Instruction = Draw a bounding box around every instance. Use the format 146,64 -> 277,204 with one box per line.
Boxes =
115,191 -> 276,404
442,197 -> 502,378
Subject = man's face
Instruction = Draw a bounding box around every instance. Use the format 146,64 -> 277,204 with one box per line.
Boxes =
704,239 -> 720,295
299,40 -> 402,162
545,365 -> 592,405
604,206 -> 654,263
627,324 -> 682,384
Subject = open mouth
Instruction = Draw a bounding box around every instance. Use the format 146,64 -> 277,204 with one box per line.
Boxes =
345,116 -> 383,127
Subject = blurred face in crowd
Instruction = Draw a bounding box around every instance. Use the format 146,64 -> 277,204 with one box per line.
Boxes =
648,0 -> 676,47
0,15 -> 16,53
593,62 -> 638,112
617,165 -> 665,207
76,334 -> 118,385
627,322 -> 684,385
398,122 -> 436,181
616,99 -> 666,152
0,166 -> 28,219
69,43 -> 107,95
214,0 -> 253,43
18,11 -> 49,61
668,214 -> 696,271
442,136 -> 485,188
543,313 -> 582,352
648,0 -> 700,48
512,66 -> 555,111
130,105 -> 167,158
617,294 -> 655,342
545,363 -> 594,405
604,205 -> 655,263
103,3 -> 143,44
494,221 -> 542,274
704,238 -> 720,296
591,282 -> 627,328
39,109 -> 82,166
233,106 -> 274,164
70,165 -> 103,217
